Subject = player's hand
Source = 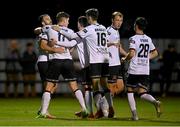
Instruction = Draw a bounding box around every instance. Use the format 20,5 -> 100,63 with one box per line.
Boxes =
34,27 -> 42,34
48,38 -> 57,47
121,57 -> 126,63
53,47 -> 65,53
114,43 -> 120,48
52,25 -> 60,31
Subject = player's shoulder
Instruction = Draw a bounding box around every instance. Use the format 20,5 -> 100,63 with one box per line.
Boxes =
61,26 -> 74,33
129,35 -> 137,40
144,34 -> 152,41
84,25 -> 95,32
97,24 -> 106,30
107,26 -> 112,31
43,25 -> 52,30
107,26 -> 115,35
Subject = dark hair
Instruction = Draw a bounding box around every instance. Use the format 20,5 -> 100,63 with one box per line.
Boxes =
112,11 -> 123,20
135,17 -> 148,30
38,14 -> 49,23
85,8 -> 99,20
56,12 -> 70,22
78,16 -> 89,27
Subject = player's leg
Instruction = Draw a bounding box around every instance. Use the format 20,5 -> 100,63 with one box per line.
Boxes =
36,60 -> 61,119
115,79 -> 124,94
100,77 -> 114,118
101,63 -> 115,118
90,64 -> 104,118
63,59 -> 88,118
69,81 -> 87,113
84,85 -> 94,118
38,82 -> 54,117
81,67 -> 94,117
126,74 -> 138,120
114,65 -> 125,95
138,75 -> 162,118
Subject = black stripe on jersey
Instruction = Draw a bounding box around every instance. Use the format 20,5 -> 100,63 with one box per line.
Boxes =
76,33 -> 82,39
150,48 -> 156,52
129,48 -> 136,51
40,38 -> 48,41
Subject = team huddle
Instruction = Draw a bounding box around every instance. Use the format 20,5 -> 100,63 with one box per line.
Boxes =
34,8 -> 162,120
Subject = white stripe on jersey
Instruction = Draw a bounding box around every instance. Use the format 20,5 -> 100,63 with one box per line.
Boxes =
107,26 -> 121,66
128,34 -> 155,75
36,33 -> 48,62
42,25 -> 73,60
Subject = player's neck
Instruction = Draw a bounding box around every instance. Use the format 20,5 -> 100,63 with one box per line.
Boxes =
136,30 -> 144,35
111,25 -> 118,30
57,22 -> 65,27
91,20 -> 97,25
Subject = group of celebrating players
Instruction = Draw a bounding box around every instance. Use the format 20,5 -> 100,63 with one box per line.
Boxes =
34,8 -> 162,121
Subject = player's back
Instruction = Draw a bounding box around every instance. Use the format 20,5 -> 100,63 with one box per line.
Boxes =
128,34 -> 155,75
43,25 -> 73,60
88,23 -> 109,63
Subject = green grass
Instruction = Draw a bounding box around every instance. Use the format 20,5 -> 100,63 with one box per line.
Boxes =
0,96 -> 180,126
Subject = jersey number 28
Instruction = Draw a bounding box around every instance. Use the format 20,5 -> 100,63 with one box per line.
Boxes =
138,44 -> 149,58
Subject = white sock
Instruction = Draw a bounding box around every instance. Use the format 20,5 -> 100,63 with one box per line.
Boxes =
104,91 -> 113,107
74,89 -> 87,111
85,90 -> 93,113
127,93 -> 136,111
140,93 -> 156,103
94,92 -> 102,110
41,92 -> 51,115
100,96 -> 109,117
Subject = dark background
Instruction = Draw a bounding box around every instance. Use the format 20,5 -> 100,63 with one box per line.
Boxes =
0,0 -> 179,38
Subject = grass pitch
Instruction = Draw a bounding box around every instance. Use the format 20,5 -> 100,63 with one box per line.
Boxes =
0,96 -> 180,126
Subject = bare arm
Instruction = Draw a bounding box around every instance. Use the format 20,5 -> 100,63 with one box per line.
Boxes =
40,39 -> 65,53
149,50 -> 158,59
55,40 -> 77,48
52,25 -> 80,41
107,40 -> 120,47
122,49 -> 135,62
119,43 -> 128,56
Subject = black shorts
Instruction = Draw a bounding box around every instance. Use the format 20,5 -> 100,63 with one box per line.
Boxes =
37,61 -> 49,81
108,65 -> 123,83
80,67 -> 91,85
89,63 -> 109,78
126,74 -> 149,90
46,59 -> 77,83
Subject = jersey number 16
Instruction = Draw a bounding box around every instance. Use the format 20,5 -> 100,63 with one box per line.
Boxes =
97,33 -> 106,46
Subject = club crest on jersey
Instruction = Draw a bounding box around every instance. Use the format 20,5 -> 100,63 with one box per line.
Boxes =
83,29 -> 88,33
45,26 -> 49,29
107,31 -> 111,35
129,38 -> 135,44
